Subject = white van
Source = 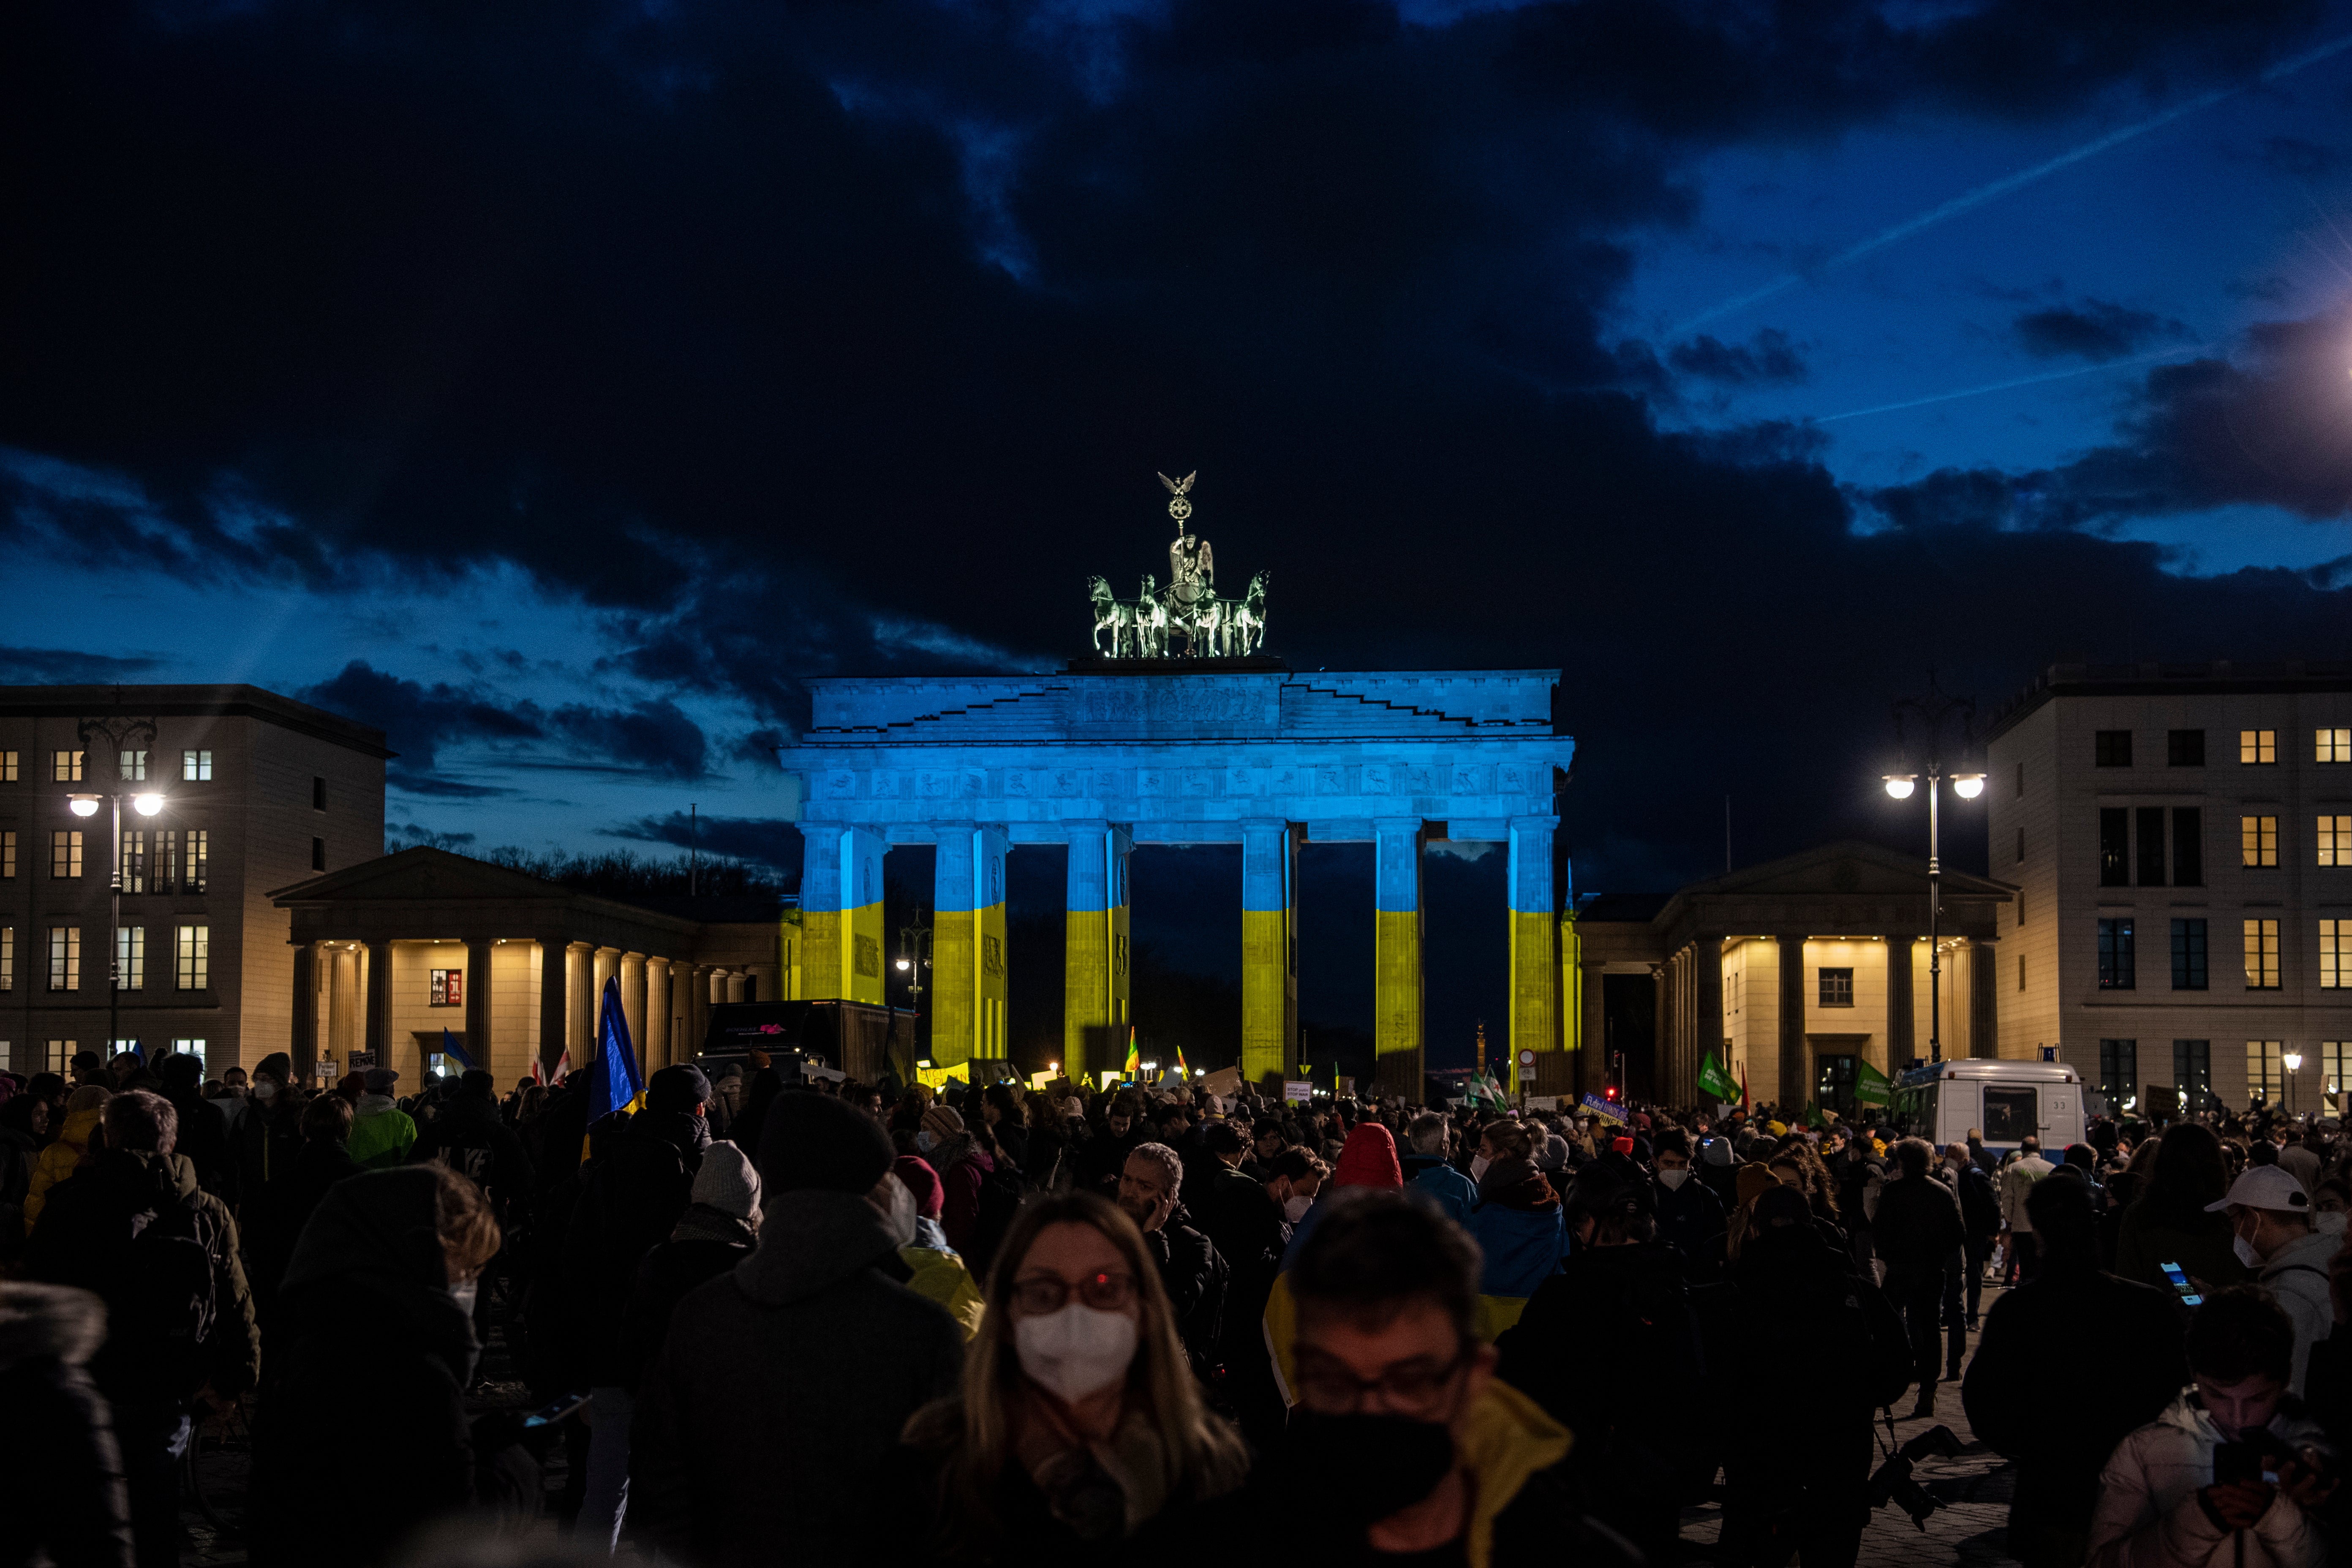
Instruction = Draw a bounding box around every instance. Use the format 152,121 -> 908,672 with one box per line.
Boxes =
1889,1059 -> 2085,1157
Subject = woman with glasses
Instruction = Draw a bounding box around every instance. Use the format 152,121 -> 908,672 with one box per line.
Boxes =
896,1190 -> 1247,1563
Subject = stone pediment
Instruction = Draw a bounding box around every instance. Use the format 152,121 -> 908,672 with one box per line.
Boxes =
270,846 -> 564,904
1680,840 -> 2009,901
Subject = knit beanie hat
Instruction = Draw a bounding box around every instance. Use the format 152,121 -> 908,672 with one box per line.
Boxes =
920,1104 -> 965,1141
761,1090 -> 896,1195
649,1064 -> 714,1115
1333,1122 -> 1404,1189
1734,1163 -> 1778,1208
691,1141 -> 762,1225
893,1155 -> 945,1218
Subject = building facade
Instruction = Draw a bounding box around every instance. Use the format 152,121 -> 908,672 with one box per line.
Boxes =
0,685 -> 389,1076
1987,661 -> 2352,1115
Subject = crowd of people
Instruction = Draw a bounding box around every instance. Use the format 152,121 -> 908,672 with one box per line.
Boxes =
6,1045 -> 2352,1568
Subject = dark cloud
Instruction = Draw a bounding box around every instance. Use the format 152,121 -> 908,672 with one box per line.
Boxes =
610,811 -> 801,874
2012,298 -> 2187,363
1667,329 -> 1807,385
5,0 -> 2348,897
301,661 -> 539,775
1873,307 -> 2352,534
0,644 -> 165,682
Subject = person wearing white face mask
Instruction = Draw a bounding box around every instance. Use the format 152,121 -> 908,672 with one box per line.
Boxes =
2208,1164 -> 2335,1395
2312,1177 -> 2351,1237
896,1191 -> 1248,1560
1651,1130 -> 1727,1277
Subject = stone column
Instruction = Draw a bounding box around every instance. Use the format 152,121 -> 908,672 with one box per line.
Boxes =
1886,936 -> 1914,1070
290,941 -> 319,1079
933,828 -> 1013,1070
725,971 -> 747,1004
797,825 -> 886,1004
645,957 -> 670,1069
1241,819 -> 1298,1090
326,947 -> 353,1064
688,965 -> 711,1057
1579,951 -> 1606,1100
1065,823 -> 1133,1083
1507,816 -> 1558,1096
1372,817 -> 1421,1098
539,939 -> 568,1078
668,963 -> 698,1059
1690,936 -> 1724,1109
620,953 -> 647,1065
1647,960 -> 1668,1104
566,942 -> 594,1062
464,939 -> 495,1080
364,939 -> 392,1075
1777,936 -> 1808,1109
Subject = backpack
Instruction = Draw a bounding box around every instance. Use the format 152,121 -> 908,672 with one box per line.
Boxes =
111,1189 -> 227,1401
963,1157 -> 1028,1285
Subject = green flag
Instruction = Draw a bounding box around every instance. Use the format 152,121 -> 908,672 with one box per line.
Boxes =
1854,1057 -> 1893,1107
1699,1051 -> 1739,1102
1804,1100 -> 1826,1129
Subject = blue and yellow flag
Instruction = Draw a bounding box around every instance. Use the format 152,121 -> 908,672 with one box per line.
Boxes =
595,975 -> 645,1121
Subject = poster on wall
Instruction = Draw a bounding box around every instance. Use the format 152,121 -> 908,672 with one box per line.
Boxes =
430,968 -> 464,1007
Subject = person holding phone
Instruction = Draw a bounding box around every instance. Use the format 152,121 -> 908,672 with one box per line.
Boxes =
2087,1286 -> 2334,1568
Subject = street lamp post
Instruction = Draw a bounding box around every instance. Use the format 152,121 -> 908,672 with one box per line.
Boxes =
1883,678 -> 1982,1065
895,905 -> 932,1062
2284,1051 -> 2303,1117
69,782 -> 167,1057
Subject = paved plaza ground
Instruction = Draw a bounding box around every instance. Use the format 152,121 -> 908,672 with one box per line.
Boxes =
178,1282 -> 2030,1567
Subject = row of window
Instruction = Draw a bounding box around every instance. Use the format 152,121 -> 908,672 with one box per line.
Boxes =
0,925 -> 209,992
2100,1040 -> 2352,1110
0,830 -> 210,891
0,750 -> 215,784
2089,915 -> 2352,990
2092,811 -> 2352,886
2091,730 -> 2352,768
1,1041 -> 209,1076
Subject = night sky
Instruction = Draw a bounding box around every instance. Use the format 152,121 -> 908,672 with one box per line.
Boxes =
10,1 -> 2352,1066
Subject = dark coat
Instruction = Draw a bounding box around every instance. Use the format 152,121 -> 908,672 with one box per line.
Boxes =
248,1169 -> 538,1567
158,1086 -> 230,1197
1143,1205 -> 1227,1381
410,1093 -> 534,1213
1872,1170 -> 1968,1282
613,1206 -> 757,1393
1961,1258 -> 2184,1538
0,1282 -> 133,1568
1652,1173 -> 1727,1273
231,1090 -> 306,1216
563,1110 -> 705,1386
248,1138 -> 365,1319
628,1187 -> 965,1568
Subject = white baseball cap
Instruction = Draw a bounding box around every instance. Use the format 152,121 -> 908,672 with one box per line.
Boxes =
2205,1164 -> 2311,1215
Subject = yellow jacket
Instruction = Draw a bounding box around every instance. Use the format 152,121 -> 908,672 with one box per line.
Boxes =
898,1245 -> 986,1341
26,1108 -> 103,1231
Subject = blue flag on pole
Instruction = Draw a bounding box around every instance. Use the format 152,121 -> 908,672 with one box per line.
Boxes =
441,1027 -> 473,1071
595,975 -> 644,1120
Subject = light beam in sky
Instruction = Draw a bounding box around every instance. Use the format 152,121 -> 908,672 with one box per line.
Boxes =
1813,345 -> 2207,423
1673,30 -> 2352,337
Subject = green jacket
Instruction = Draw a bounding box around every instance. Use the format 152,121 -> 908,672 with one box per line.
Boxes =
348,1101 -> 419,1171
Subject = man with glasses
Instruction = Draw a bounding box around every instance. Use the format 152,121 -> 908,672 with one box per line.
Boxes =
1151,1190 -> 1629,1565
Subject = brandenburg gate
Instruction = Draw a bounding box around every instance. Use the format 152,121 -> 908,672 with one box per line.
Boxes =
773,477 -> 1579,1092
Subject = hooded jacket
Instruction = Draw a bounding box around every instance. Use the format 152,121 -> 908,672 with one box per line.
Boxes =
346,1094 -> 418,1171
1464,1160 -> 1568,1334
1402,1154 -> 1478,1225
249,1168 -> 537,1567
0,1282 -> 133,1568
2087,1391 -> 2329,1568
24,1107 -> 102,1231
628,1187 -> 965,1567
2258,1228 -> 2338,1396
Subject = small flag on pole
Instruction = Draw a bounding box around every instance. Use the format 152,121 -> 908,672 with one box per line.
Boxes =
1123,1031 -> 1141,1079
441,1027 -> 474,1072
594,975 -> 645,1122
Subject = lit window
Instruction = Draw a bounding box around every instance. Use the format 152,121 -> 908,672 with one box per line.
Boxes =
2099,919 -> 2136,989
0,750 -> 16,782
2243,816 -> 2279,868
2098,1040 -> 2138,1108
2327,1042 -> 2352,1098
50,830 -> 82,879
43,1041 -> 74,1073
116,926 -> 144,991
181,830 -> 208,894
51,750 -> 82,783
119,750 -> 146,782
0,926 -> 11,991
0,830 -> 13,880
182,750 -> 212,782
48,926 -> 79,991
2245,919 -> 2282,989
1817,968 -> 1854,1007
2175,1040 -> 2213,1105
2242,730 -> 2278,765
2248,1040 -> 2284,1103
2322,730 -> 2352,763
119,830 -> 145,894
155,830 -> 177,895
2323,817 -> 2352,867
2328,921 -> 2352,989
175,924 -> 209,991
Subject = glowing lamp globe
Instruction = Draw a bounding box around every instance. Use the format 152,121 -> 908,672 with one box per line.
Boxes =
68,796 -> 99,817
1953,775 -> 1985,799
133,793 -> 164,816
1883,776 -> 1916,800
